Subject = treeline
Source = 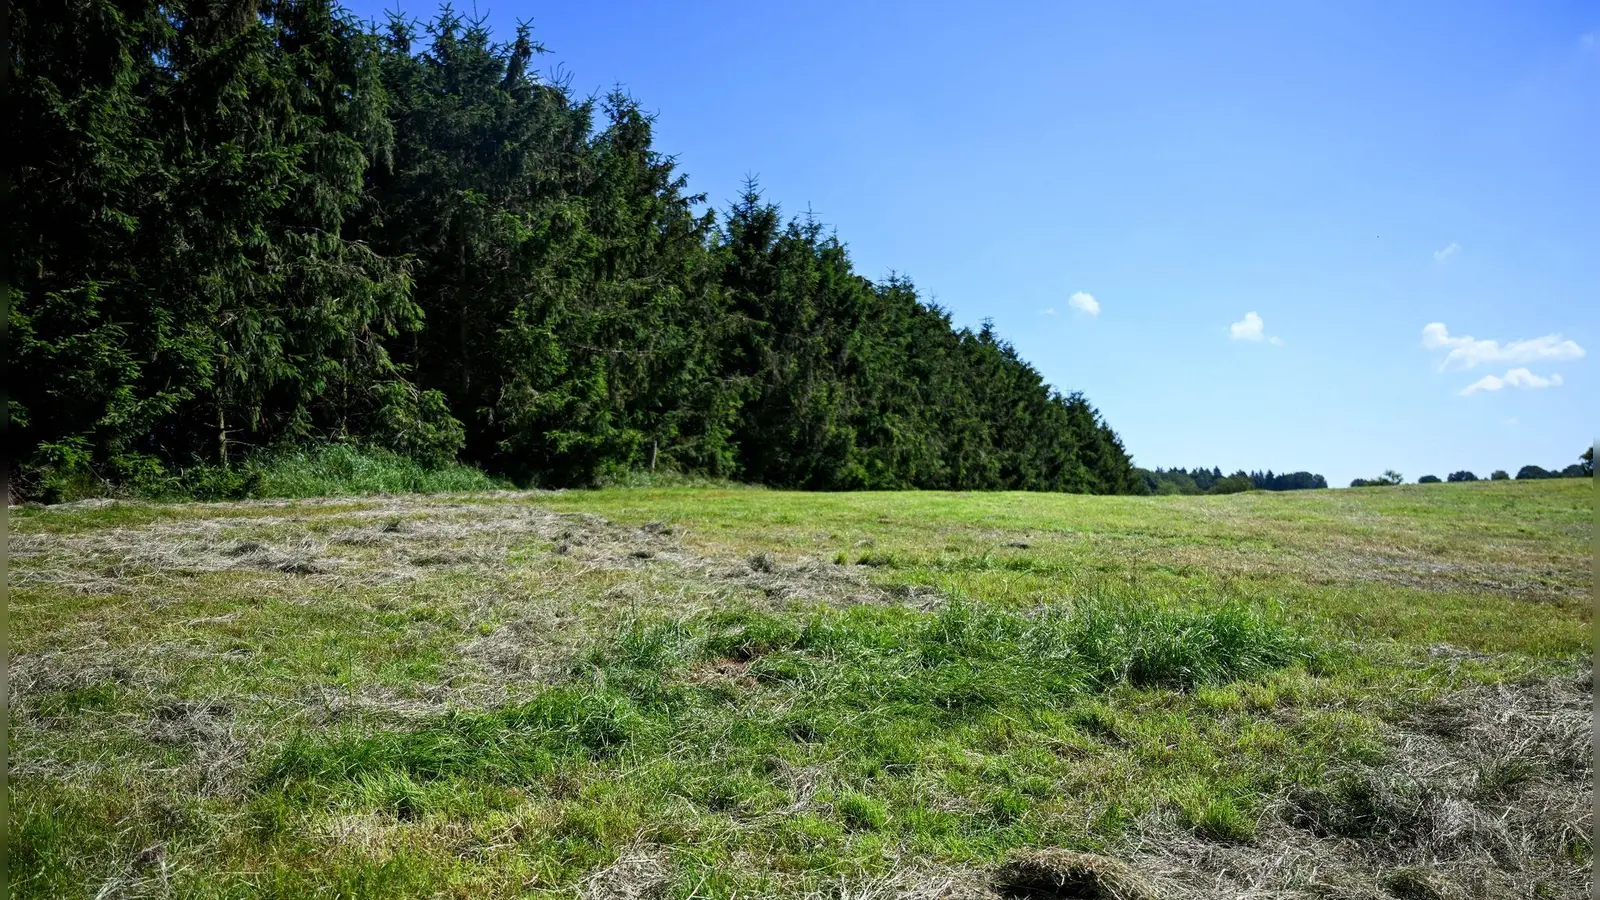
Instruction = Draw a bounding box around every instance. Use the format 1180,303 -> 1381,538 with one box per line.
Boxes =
1358,448 -> 1592,486
9,1 -> 1140,498
1135,467 -> 1328,496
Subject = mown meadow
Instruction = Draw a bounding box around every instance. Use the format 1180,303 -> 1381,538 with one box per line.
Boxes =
7,479 -> 1591,898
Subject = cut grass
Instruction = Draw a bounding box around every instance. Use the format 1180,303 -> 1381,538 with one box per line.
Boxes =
6,479 -> 1592,898
65,601 -> 1337,895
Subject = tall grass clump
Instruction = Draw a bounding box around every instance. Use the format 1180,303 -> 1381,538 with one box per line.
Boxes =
266,597 -> 1316,818
1052,599 -> 1311,688
579,597 -> 1314,715
243,445 -> 500,498
259,596 -> 1321,862
138,445 -> 502,501
588,468 -> 763,490
266,688 -> 650,791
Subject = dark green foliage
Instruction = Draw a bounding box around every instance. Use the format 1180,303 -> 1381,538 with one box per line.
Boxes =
29,444 -> 497,503
1417,475 -> 1440,484
1516,450 -> 1594,481
10,2 -> 1137,497
1208,474 -> 1254,495
1350,470 -> 1403,488
1447,471 -> 1478,483
183,444 -> 500,499
1251,470 -> 1328,491
711,192 -> 1136,493
1490,470 -> 1510,481
12,0 -> 446,491
1139,468 -> 1201,495
1136,467 -> 1325,495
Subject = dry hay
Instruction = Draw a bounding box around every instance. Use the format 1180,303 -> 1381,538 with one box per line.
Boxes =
641,672 -> 1587,900
558,666 -> 1590,900
1112,672 -> 1592,900
579,845 -> 673,900
995,850 -> 1157,899
9,495 -> 933,611
7,496 -> 948,794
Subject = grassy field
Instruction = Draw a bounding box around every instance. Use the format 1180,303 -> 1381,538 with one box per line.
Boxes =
7,479 -> 1592,898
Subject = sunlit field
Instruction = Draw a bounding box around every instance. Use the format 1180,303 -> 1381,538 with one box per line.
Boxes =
8,479 -> 1591,898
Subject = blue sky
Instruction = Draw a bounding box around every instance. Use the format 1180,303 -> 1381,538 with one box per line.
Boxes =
345,0 -> 1598,486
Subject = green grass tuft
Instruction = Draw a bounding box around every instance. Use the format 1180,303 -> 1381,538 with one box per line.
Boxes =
234,445 -> 502,498
261,598 -> 1317,849
1174,783 -> 1258,842
21,444 -> 504,503
267,688 -> 648,790
836,792 -> 890,830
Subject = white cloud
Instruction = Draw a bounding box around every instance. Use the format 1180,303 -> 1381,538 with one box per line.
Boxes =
1433,242 -> 1461,262
1067,291 -> 1100,316
1421,322 -> 1585,371
1229,311 -> 1276,342
1458,368 -> 1564,396
1037,307 -> 1057,316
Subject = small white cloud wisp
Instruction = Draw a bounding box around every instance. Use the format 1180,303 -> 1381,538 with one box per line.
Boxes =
1458,368 -> 1564,396
1067,291 -> 1100,316
1037,307 -> 1058,317
1433,242 -> 1461,262
1229,311 -> 1279,343
1421,322 -> 1585,371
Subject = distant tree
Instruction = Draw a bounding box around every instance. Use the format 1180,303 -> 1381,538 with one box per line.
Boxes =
1250,469 -> 1328,491
1418,474 -> 1441,483
1189,467 -> 1220,491
1560,464 -> 1586,478
1447,470 -> 1478,483
1136,467 -> 1204,495
1581,446 -> 1594,477
1351,470 -> 1403,488
1140,465 -> 1326,494
1490,470 -> 1510,481
1210,473 -> 1254,494
1515,465 -> 1553,480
